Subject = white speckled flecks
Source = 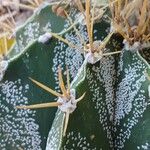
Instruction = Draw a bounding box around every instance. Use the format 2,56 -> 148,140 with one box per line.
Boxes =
0,79 -> 41,150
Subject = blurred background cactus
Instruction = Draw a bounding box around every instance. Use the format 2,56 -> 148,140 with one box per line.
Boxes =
0,0 -> 150,150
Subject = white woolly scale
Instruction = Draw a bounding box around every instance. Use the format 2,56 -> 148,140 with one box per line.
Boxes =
124,39 -> 150,52
85,51 -> 103,64
57,90 -> 77,114
38,32 -> 52,44
84,40 -> 103,64
0,60 -> 8,81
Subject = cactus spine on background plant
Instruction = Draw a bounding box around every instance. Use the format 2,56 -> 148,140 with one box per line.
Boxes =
0,0 -> 150,150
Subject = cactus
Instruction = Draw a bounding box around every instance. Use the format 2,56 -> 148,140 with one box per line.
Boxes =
0,0 -> 150,150
0,1 -> 108,149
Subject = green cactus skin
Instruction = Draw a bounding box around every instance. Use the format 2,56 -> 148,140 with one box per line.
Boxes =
113,48 -> 150,149
0,41 -> 60,150
46,34 -> 123,149
46,32 -> 150,149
